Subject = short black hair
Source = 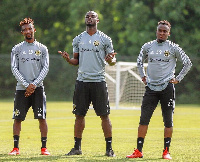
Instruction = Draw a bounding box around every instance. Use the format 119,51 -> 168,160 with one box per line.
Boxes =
158,20 -> 171,29
19,18 -> 34,27
85,11 -> 98,18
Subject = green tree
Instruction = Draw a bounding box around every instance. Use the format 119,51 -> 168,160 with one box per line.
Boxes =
0,0 -> 199,103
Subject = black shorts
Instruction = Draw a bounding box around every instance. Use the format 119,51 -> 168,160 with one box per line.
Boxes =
72,81 -> 110,116
12,86 -> 47,121
139,83 -> 175,127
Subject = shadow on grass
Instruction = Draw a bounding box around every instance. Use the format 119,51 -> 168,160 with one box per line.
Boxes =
0,154 -> 166,161
0,154 -> 62,161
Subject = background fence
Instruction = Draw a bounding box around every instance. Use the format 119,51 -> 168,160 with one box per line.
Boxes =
0,54 -> 199,104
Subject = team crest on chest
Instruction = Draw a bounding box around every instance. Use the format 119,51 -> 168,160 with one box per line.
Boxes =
35,50 -> 41,56
93,40 -> 100,46
164,50 -> 170,57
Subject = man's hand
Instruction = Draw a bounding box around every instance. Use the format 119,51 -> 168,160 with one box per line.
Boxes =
25,84 -> 36,97
58,51 -> 70,62
142,76 -> 147,85
105,53 -> 117,66
169,78 -> 179,84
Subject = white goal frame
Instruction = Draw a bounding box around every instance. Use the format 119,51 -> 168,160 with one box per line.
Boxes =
105,61 -> 147,109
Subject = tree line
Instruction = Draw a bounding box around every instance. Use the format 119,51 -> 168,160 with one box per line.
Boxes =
0,0 -> 199,103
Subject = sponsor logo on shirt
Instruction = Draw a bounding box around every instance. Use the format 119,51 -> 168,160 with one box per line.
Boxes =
149,58 -> 169,63
80,48 -> 99,53
21,57 -> 40,63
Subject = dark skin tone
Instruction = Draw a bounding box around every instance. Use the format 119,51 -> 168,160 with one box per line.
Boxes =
58,11 -> 116,66
142,24 -> 179,85
13,23 -> 48,139
58,11 -> 115,139
21,23 -> 37,97
139,24 -> 177,140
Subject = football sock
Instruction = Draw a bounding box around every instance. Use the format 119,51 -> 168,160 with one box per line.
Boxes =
13,135 -> 19,148
137,137 -> 144,152
105,137 -> 112,151
41,137 -> 47,148
74,137 -> 82,150
164,137 -> 171,151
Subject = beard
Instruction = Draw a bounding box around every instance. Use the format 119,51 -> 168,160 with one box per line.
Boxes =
157,39 -> 165,43
26,36 -> 33,40
86,23 -> 95,26
25,34 -> 33,40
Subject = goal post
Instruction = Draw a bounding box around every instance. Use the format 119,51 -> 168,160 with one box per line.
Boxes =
105,61 -> 147,109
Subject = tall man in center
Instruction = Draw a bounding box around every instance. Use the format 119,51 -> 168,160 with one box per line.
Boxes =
58,11 -> 116,157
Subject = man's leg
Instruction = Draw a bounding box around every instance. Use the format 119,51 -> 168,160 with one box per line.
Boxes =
66,81 -> 89,156
65,115 -> 84,155
100,115 -> 115,157
39,119 -> 48,149
100,115 -> 112,138
137,124 -> 148,152
39,119 -> 48,137
9,119 -> 21,155
9,90 -> 28,155
39,119 -> 50,155
13,119 -> 22,136
74,115 -> 85,150
164,127 -> 173,138
160,83 -> 174,160
164,127 -> 173,150
127,86 -> 158,158
162,127 -> 173,160
74,115 -> 85,138
138,124 -> 148,138
13,119 -> 22,148
160,83 -> 175,151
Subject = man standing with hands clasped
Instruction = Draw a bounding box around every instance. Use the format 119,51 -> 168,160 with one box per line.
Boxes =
58,11 -> 116,157
126,20 -> 192,160
9,18 -> 50,155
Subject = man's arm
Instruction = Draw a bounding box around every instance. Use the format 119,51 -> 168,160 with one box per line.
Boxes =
11,49 -> 29,88
137,44 -> 148,80
58,51 -> 79,65
174,46 -> 192,82
32,48 -> 49,86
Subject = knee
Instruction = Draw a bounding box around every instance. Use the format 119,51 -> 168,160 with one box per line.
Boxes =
100,115 -> 109,121
139,117 -> 150,125
38,119 -> 47,124
76,115 -> 85,121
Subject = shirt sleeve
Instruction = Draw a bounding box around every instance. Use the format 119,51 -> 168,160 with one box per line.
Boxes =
11,47 -> 29,88
174,46 -> 192,82
32,47 -> 49,86
104,36 -> 114,54
72,35 -> 80,53
137,43 -> 148,78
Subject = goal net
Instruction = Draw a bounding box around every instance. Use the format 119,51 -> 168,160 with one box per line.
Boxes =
105,61 -> 147,109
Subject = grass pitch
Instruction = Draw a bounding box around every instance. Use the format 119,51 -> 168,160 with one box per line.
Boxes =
0,101 -> 200,161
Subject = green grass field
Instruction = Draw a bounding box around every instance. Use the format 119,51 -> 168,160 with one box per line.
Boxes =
0,101 -> 200,161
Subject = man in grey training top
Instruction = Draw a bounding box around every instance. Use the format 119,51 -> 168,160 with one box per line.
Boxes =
126,20 -> 192,160
58,11 -> 116,157
9,18 -> 50,155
